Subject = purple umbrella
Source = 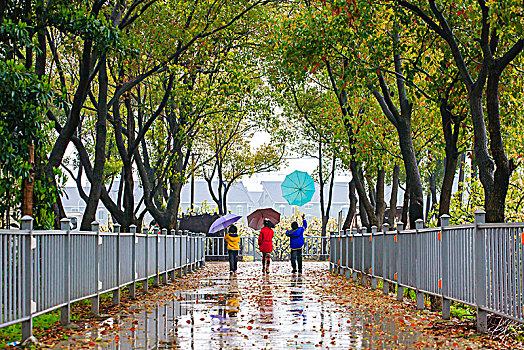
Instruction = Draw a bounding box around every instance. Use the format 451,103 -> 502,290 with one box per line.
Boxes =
208,213 -> 242,233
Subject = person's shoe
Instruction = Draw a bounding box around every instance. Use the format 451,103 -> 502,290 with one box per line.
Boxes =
298,271 -> 302,275
266,267 -> 270,274
230,271 -> 234,275
292,270 -> 297,274
234,270 -> 238,274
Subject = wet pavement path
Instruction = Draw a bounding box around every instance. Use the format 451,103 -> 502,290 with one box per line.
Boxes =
59,262 -> 484,349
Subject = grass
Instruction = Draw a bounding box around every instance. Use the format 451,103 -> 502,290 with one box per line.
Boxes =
0,310 -> 66,347
450,303 -> 476,319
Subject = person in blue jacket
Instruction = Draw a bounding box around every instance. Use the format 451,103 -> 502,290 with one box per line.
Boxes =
285,214 -> 307,274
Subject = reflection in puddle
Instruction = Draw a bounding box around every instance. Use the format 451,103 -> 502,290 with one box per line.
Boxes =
64,263 -> 431,349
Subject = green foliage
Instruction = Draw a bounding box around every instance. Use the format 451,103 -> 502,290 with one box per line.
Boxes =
0,60 -> 56,228
182,200 -> 218,216
450,303 -> 476,320
47,4 -> 123,54
448,169 -> 484,225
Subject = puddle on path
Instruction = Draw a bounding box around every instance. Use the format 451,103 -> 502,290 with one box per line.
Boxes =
60,262 -> 441,349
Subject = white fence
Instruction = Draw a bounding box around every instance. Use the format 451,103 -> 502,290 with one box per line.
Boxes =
330,210 -> 524,333
0,216 -> 206,343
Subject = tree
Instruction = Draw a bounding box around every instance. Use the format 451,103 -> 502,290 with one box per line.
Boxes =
0,1 -> 56,228
59,0 -> 276,230
397,0 -> 524,222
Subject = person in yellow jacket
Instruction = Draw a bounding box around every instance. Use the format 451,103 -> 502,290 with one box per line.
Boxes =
225,225 -> 240,274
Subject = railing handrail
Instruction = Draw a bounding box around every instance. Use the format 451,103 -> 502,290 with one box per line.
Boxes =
1,218 -> 207,343
330,211 -> 524,333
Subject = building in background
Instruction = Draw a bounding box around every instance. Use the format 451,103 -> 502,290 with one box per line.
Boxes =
256,181 -> 351,220
178,181 -> 258,224
63,179 -> 409,230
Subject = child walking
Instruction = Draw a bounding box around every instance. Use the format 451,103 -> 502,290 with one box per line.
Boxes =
285,214 -> 307,274
225,225 -> 240,274
258,220 -> 274,274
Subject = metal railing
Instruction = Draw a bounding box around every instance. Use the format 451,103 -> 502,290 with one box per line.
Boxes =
330,210 -> 524,333
205,235 -> 330,261
1,216 -> 206,343
204,236 -> 261,261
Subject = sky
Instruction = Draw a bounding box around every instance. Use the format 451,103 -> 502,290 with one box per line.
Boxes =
243,132 -> 351,191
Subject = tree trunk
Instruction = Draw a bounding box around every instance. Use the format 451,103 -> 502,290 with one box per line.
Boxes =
438,100 -> 460,218
457,153 -> 466,203
359,197 -> 370,231
440,153 -> 459,218
342,179 -> 357,231
45,39 -> 93,188
81,55 -> 108,231
369,43 -> 424,228
350,161 -> 377,228
375,168 -> 385,228
21,143 -> 35,217
322,154 -> 337,237
425,192 -> 431,223
388,164 -> 399,227
396,120 -> 424,228
485,66 -> 515,222
401,190 -> 409,228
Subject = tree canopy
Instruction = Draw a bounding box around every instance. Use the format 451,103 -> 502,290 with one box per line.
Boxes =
3,0 -> 524,230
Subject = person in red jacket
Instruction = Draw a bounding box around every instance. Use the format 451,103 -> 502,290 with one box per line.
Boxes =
258,220 -> 274,274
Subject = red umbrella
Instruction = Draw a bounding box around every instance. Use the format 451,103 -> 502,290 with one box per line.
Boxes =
247,208 -> 281,230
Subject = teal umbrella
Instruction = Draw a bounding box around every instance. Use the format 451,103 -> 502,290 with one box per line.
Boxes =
281,170 -> 315,206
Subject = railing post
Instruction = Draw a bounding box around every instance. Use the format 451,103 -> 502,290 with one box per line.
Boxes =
329,232 -> 334,273
396,222 -> 404,302
345,229 -> 351,279
474,209 -> 487,333
129,225 -> 137,298
361,227 -> 367,285
113,223 -> 121,305
154,226 -> 160,287
338,231 -> 343,275
371,226 -> 377,289
91,221 -> 101,316
415,219 -> 425,310
352,228 -> 357,282
203,233 -> 207,267
197,233 -> 201,269
382,223 -> 390,295
183,230 -> 189,275
143,227 -> 149,292
440,214 -> 450,319
170,229 -> 176,280
194,232 -> 199,270
338,233 -> 342,274
60,218 -> 71,326
187,231 -> 192,272
21,216 -> 35,343
252,234 -> 256,262
179,230 -> 185,276
162,228 -> 168,284
176,229 -> 182,278
190,232 -> 196,271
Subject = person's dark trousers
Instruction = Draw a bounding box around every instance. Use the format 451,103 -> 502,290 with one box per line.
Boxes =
290,249 -> 302,273
228,250 -> 239,272
262,252 -> 271,271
